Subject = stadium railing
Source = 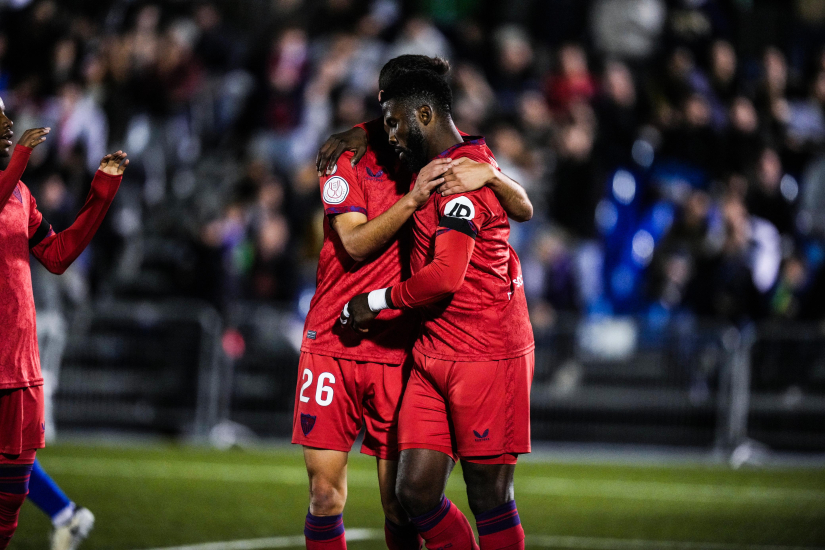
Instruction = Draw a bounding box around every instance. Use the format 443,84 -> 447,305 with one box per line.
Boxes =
50,303 -> 825,454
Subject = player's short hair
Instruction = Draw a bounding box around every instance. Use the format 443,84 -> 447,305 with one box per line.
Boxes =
380,69 -> 453,116
378,55 -> 450,91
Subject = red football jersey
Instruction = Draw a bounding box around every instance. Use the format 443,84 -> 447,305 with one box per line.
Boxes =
0,180 -> 47,389
302,126 -> 418,364
408,137 -> 534,361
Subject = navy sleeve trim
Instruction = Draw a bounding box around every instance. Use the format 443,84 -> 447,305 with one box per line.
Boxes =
29,217 -> 52,248
438,216 -> 477,239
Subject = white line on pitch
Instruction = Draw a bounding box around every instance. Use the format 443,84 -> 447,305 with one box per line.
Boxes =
528,535 -> 825,550
138,529 -> 380,550
40,456 -> 825,504
137,531 -> 825,550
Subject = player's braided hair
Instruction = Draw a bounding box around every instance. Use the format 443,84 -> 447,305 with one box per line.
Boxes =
378,55 -> 451,91
379,68 -> 453,116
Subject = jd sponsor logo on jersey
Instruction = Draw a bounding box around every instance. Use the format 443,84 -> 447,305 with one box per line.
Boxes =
473,428 -> 490,441
322,176 -> 349,205
301,413 -> 317,436
443,196 -> 475,220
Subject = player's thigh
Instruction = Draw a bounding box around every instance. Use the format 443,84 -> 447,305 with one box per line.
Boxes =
449,353 -> 533,458
292,353 -> 361,452
397,352 -> 457,460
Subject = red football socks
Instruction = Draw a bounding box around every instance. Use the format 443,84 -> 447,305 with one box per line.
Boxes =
0,461 -> 33,549
475,500 -> 524,550
304,511 -> 346,550
385,517 -> 422,550
410,496 -> 479,550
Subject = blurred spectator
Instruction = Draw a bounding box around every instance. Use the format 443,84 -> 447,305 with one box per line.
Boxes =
0,0 -> 822,327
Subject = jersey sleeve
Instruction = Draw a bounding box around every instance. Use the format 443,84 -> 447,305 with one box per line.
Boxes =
434,188 -> 495,240
26,187 -> 54,248
354,118 -> 383,140
319,151 -> 367,217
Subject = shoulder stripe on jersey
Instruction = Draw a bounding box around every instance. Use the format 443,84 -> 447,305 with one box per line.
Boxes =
29,218 -> 52,248
438,216 -> 477,239
325,206 -> 367,216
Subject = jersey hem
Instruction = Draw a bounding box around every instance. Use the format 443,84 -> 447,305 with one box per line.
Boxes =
412,342 -> 535,362
299,345 -> 408,365
0,379 -> 44,390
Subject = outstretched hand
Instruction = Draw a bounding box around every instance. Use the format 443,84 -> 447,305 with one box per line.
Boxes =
99,151 -> 129,175
316,126 -> 368,175
18,127 -> 50,149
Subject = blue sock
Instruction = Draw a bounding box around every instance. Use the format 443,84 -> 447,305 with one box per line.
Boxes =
27,460 -> 74,525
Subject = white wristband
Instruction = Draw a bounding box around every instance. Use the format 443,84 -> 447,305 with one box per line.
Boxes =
368,288 -> 390,312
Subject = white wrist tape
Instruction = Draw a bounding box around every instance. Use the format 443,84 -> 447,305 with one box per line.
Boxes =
368,288 -> 390,312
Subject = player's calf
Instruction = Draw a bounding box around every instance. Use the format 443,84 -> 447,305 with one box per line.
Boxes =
378,459 -> 420,550
397,449 -> 478,550
462,461 -> 524,550
303,448 -> 348,550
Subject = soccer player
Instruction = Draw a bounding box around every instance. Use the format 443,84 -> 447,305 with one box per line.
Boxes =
0,95 -> 127,548
344,69 -> 534,550
294,57 -> 532,550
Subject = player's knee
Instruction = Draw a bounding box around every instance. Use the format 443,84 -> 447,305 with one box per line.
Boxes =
396,475 -> 443,518
381,494 -> 408,525
462,464 -> 514,515
308,478 -> 347,516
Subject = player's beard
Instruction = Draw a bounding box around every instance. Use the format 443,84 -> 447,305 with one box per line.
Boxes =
400,122 -> 429,173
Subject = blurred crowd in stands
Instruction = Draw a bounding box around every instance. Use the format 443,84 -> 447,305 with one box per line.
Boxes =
4,0 -> 825,328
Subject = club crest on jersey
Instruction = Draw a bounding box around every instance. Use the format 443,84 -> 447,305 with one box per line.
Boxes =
301,413 -> 316,436
443,196 -> 475,221
323,176 -> 349,205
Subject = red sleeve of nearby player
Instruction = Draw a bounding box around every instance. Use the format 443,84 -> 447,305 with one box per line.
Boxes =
0,145 -> 32,212
319,151 -> 367,217
31,170 -> 121,274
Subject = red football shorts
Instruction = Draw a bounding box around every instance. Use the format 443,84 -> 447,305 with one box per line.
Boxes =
0,385 -> 45,456
398,349 -> 534,464
291,352 -> 409,460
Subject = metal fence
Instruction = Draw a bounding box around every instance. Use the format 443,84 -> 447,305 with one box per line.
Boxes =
47,302 -> 825,454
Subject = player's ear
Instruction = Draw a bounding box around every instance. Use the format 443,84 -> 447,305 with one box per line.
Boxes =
417,105 -> 433,127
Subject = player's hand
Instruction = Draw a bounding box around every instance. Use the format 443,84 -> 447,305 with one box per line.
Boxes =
17,127 -> 50,149
408,158 -> 453,208
438,158 -> 495,197
341,293 -> 376,334
99,151 -> 129,175
316,126 -> 368,176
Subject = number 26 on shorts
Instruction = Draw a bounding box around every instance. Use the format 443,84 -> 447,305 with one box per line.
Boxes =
299,368 -> 336,406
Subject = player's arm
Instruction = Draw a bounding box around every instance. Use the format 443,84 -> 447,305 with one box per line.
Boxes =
0,128 -> 49,211
30,151 -> 127,275
331,157 -> 453,262
342,204 -> 478,332
439,158 -> 533,222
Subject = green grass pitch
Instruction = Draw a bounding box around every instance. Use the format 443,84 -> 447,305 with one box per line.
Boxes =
9,443 -> 825,549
